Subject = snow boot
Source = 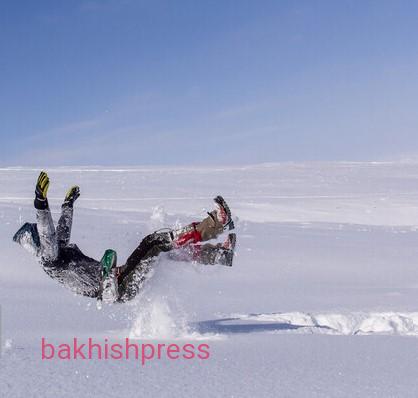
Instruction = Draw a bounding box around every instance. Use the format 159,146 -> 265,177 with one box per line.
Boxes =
213,195 -> 234,230
220,233 -> 237,266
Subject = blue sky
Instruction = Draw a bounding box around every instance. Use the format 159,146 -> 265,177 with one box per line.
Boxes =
1,0 -> 418,165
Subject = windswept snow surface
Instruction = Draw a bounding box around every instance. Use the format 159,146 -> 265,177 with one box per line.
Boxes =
2,162 -> 418,397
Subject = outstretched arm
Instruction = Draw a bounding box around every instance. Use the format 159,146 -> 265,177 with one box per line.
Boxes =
33,171 -> 58,262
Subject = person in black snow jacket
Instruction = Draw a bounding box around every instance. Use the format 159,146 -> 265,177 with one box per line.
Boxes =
13,171 -> 237,304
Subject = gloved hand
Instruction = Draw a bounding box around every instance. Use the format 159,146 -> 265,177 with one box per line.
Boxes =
64,186 -> 80,206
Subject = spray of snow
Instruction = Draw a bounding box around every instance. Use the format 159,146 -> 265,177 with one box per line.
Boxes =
128,261 -> 222,341
129,294 -> 186,339
4,339 -> 13,351
128,292 -> 221,340
128,287 -> 222,340
149,205 -> 167,230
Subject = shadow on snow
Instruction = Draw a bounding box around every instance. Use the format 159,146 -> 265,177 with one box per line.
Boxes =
193,316 -> 332,335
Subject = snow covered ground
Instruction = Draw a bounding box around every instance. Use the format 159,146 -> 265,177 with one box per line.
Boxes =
1,162 -> 418,397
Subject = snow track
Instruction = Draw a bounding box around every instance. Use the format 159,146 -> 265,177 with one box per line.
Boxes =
196,312 -> 418,336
